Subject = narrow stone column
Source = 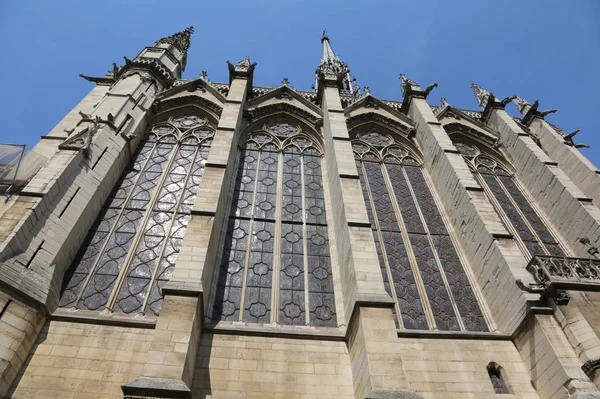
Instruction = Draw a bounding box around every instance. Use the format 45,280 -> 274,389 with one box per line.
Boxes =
318,73 -> 393,325
122,58 -> 252,399
317,66 -> 416,397
402,77 -> 533,333
515,97 -> 600,208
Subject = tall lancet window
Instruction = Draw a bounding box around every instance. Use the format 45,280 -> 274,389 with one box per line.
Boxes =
353,131 -> 488,332
455,140 -> 565,259
213,122 -> 337,327
60,115 -> 214,315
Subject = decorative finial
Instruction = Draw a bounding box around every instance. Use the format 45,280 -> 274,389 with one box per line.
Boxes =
322,29 -> 328,40
363,86 -> 371,95
200,71 -> 208,79
351,76 -> 360,97
157,26 -> 195,52
471,83 -> 491,110
513,96 -> 531,115
282,77 -> 289,86
399,74 -> 422,98
441,97 -> 449,107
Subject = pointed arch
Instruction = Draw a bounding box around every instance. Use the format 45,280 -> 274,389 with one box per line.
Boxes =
212,115 -> 337,327
350,126 -> 489,332
450,134 -> 566,259
59,113 -> 215,315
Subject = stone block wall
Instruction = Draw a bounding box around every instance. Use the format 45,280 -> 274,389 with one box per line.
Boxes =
8,321 -> 154,399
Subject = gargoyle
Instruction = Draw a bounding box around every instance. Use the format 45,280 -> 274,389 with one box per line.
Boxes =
499,95 -> 517,107
111,62 -> 119,76
123,56 -> 132,66
529,100 -> 557,118
78,111 -> 91,119
423,83 -> 438,98
563,128 -> 590,148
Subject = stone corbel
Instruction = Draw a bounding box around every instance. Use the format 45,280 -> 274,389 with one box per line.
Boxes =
515,279 -> 570,306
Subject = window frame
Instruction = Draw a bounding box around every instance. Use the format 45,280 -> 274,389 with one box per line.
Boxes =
59,114 -> 215,316
211,120 -> 338,327
352,129 -> 491,332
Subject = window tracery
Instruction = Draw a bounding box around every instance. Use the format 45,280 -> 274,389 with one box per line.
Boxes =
59,115 -> 214,315
353,130 -> 488,332
213,122 -> 337,327
457,141 -> 565,259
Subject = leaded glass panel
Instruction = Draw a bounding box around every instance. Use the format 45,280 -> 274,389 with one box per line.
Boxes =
461,142 -> 566,259
213,122 -> 337,327
354,131 -> 488,332
59,116 -> 214,315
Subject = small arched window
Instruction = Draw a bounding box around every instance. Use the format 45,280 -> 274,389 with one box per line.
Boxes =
212,121 -> 336,327
487,362 -> 510,394
353,130 -> 488,332
456,141 -> 565,259
60,115 -> 214,315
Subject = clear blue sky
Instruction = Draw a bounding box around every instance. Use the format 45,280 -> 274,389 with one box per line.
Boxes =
0,1 -> 599,166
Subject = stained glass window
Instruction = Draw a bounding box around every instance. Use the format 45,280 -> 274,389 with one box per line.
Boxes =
59,115 -> 213,315
353,131 -> 488,332
213,122 -> 337,327
488,364 -> 510,394
456,141 -> 565,259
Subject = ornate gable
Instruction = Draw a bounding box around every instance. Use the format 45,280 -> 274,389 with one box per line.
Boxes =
246,85 -> 323,119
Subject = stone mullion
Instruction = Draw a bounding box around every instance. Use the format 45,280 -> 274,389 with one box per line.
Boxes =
398,165 -> 465,331
238,149 -> 263,322
270,151 -> 284,324
73,139 -> 159,308
107,141 -> 181,311
301,152 -> 310,326
359,161 -> 405,329
140,144 -> 201,314
380,163 -> 438,330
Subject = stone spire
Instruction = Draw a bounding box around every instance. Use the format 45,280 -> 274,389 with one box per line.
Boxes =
471,83 -> 492,110
316,30 -> 354,93
155,26 -> 195,53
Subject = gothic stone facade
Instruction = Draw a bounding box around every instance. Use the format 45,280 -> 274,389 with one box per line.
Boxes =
1,27 -> 600,399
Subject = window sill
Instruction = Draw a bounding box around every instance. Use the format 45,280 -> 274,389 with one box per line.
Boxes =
51,308 -> 157,329
397,329 -> 511,340
205,320 -> 346,341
